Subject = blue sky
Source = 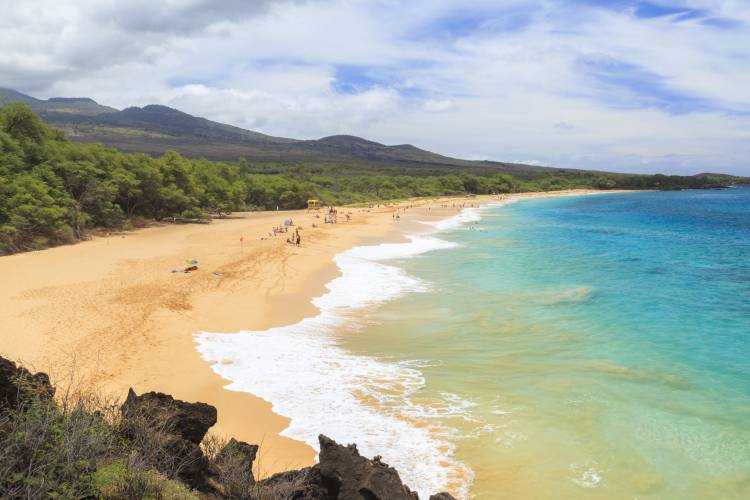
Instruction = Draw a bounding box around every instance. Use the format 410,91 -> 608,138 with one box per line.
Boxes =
2,0 -> 749,174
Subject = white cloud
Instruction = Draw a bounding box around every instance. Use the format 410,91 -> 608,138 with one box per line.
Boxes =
1,0 -> 749,174
423,99 -> 456,112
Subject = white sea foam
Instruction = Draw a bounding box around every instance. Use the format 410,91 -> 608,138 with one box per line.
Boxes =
426,206 -> 483,231
421,198 -> 518,233
194,228 -> 485,498
491,409 -> 513,416
569,462 -> 603,488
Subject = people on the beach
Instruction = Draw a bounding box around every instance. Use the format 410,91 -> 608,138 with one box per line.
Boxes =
172,264 -> 199,273
286,227 -> 301,246
324,206 -> 338,224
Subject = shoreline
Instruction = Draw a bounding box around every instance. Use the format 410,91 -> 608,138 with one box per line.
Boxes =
0,189 -> 620,483
192,188 -> 632,497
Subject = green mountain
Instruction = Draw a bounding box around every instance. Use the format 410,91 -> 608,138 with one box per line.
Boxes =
0,100 -> 742,255
0,87 -> 117,116
0,88 -> 552,174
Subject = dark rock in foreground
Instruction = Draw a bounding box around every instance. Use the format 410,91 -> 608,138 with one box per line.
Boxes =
259,466 -> 329,499
0,357 -> 54,408
121,388 -> 218,488
122,388 -> 217,444
118,389 -> 456,498
318,434 -> 419,500
0,356 -> 457,499
215,437 -> 259,480
257,435 -> 455,500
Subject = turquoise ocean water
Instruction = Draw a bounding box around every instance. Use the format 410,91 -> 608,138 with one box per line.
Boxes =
341,188 -> 750,499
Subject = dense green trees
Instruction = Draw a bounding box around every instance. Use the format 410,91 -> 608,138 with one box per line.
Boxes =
0,103 -> 744,255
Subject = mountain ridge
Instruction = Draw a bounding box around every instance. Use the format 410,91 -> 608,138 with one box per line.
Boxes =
0,87 -> 557,174
0,87 -> 117,116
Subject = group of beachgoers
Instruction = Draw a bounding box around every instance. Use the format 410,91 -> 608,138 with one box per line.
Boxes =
325,207 -> 338,224
270,224 -> 291,237
168,197 -> 500,277
319,207 -> 352,224
311,207 -> 353,226
390,202 -> 420,220
258,206 -> 351,244
287,227 -> 301,246
258,218 -> 300,243
433,202 -> 478,210
171,197 -> 493,275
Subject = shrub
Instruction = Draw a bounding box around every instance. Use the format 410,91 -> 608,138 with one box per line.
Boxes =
102,468 -> 200,500
204,435 -> 256,499
0,371 -> 204,499
0,391 -> 118,498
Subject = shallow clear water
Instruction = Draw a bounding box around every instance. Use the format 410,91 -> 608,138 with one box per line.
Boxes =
197,188 -> 750,499
341,188 -> 750,499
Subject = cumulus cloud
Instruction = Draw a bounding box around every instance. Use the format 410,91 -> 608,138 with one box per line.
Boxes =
1,0 -> 749,174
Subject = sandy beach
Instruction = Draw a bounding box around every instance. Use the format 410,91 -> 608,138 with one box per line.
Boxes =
0,189 -> 611,479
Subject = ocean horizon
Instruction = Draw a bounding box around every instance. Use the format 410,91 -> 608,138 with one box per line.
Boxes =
197,187 -> 750,499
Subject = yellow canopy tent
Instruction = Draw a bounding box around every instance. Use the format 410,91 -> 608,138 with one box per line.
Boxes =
307,199 -> 320,209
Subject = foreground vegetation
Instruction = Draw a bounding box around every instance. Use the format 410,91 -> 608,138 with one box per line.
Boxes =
0,356 -> 445,499
0,102 -> 744,254
0,360 -> 197,498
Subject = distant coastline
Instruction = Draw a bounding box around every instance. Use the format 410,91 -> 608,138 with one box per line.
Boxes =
1,102 -> 743,258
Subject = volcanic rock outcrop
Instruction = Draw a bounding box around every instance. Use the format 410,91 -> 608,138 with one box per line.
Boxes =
0,356 -> 457,499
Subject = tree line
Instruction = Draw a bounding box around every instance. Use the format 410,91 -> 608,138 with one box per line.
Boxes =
0,103 -> 743,254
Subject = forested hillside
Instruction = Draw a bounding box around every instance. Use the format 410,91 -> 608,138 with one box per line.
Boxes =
0,103 -> 743,255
